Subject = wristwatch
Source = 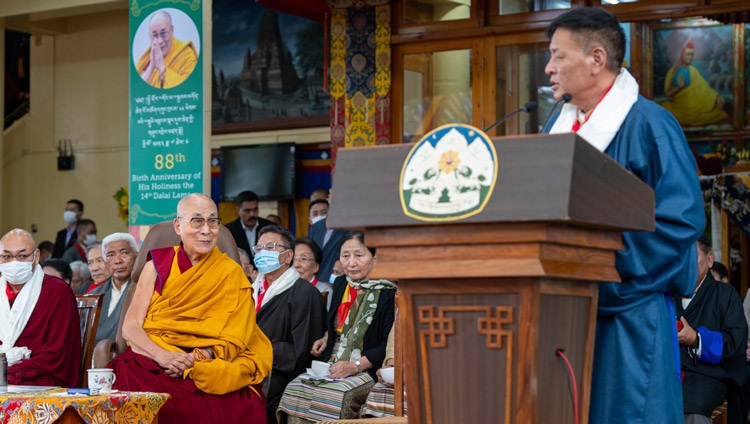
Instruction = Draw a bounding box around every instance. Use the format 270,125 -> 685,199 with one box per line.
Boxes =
355,360 -> 362,373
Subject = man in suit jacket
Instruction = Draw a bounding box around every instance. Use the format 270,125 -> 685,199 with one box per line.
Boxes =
225,190 -> 273,258
308,199 -> 349,286
90,232 -> 137,343
53,199 -> 84,258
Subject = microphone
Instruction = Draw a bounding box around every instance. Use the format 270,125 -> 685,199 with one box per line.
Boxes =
483,101 -> 538,133
540,93 -> 572,133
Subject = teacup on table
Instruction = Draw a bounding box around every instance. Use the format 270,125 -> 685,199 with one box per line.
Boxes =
88,368 -> 116,392
310,360 -> 330,378
380,366 -> 395,384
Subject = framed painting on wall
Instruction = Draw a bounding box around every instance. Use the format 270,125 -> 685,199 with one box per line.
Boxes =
651,20 -> 736,131
211,1 -> 330,133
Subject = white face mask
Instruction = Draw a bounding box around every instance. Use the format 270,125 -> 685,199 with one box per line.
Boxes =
63,211 -> 78,224
84,234 -> 97,247
0,260 -> 35,285
311,215 -> 326,225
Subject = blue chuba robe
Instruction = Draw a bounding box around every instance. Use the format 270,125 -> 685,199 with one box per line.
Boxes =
547,95 -> 705,424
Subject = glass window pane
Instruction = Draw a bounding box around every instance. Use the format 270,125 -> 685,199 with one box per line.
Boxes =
498,0 -> 569,15
403,0 -> 471,24
402,49 -> 472,143
493,44 -> 551,135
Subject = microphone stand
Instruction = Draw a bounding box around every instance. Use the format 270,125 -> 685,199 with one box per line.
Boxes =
540,93 -> 572,133
484,101 -> 538,133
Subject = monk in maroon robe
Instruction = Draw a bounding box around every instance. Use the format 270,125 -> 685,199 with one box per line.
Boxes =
0,229 -> 81,387
110,194 -> 272,423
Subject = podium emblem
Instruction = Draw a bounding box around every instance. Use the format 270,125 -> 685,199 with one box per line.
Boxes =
400,124 -> 498,221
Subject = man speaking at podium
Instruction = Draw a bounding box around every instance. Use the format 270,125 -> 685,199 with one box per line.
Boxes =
543,8 -> 705,424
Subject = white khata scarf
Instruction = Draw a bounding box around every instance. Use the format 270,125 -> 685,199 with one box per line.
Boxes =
253,266 -> 300,310
0,264 -> 44,365
549,68 -> 639,153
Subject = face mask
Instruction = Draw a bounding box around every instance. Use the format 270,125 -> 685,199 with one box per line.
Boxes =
0,260 -> 35,284
310,215 -> 326,225
84,234 -> 97,247
254,250 -> 282,274
63,211 -> 77,224
328,274 -> 338,284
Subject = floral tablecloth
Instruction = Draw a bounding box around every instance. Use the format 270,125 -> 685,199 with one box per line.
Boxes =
0,388 -> 170,424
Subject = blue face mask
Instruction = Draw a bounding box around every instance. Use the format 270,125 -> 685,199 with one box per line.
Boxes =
328,274 -> 338,284
254,250 -> 282,274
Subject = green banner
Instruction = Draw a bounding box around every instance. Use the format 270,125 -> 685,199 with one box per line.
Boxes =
129,0 -> 203,225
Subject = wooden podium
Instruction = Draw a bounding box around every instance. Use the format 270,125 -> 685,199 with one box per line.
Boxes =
327,133 -> 654,424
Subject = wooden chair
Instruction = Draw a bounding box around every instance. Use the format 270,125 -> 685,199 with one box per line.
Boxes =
92,221 -> 241,368
711,400 -> 729,424
76,293 -> 103,387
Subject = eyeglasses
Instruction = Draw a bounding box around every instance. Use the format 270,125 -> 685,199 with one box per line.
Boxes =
0,252 -> 35,262
179,217 -> 222,229
293,256 -> 315,265
253,242 -> 290,253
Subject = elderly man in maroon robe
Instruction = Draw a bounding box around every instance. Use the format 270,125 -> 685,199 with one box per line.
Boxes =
110,193 -> 273,422
0,229 -> 82,387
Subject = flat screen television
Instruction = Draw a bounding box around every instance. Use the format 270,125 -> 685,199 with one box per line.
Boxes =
221,143 -> 296,201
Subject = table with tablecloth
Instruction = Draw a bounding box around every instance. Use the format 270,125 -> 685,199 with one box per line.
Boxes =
0,386 -> 170,423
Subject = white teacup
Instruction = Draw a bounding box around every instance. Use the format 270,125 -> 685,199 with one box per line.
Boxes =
310,360 -> 330,378
380,367 -> 395,384
88,368 -> 116,392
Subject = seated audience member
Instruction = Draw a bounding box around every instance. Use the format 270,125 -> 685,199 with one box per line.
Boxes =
225,190 -> 273,260
294,237 -> 333,309
711,261 -> 730,284
62,218 -> 97,264
677,236 -> 748,423
309,199 -> 350,287
361,326 -> 407,418
732,290 -> 750,424
266,214 -> 283,227
42,258 -> 73,285
37,241 -> 54,264
253,226 -> 326,423
331,259 -> 344,286
0,229 -> 81,386
69,260 -> 91,293
238,248 -> 259,283
277,233 -> 397,422
89,233 -> 137,344
109,193 -> 273,422
82,242 -> 111,294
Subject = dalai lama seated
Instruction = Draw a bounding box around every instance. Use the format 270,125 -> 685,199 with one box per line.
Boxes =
0,229 -> 82,387
109,193 -> 273,422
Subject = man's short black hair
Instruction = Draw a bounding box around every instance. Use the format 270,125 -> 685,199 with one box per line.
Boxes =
711,261 -> 729,281
547,7 -> 625,73
77,218 -> 96,229
38,240 -> 54,252
697,234 -> 712,255
309,198 -> 329,211
43,258 -> 73,282
258,225 -> 295,250
235,191 -> 259,207
67,199 -> 84,213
